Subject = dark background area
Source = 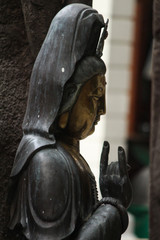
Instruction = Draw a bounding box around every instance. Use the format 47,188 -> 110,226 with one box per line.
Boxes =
126,0 -> 153,238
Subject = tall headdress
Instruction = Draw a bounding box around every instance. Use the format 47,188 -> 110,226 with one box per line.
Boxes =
96,19 -> 109,58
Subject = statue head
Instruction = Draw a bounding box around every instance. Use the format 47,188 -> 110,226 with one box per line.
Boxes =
22,3 -> 107,140
56,56 -> 106,139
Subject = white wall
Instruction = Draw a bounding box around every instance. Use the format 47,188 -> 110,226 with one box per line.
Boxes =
81,1 -> 137,239
105,0 -> 135,162
80,0 -> 113,191
81,0 -> 135,189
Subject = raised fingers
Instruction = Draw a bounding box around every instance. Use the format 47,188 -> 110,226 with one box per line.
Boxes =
118,146 -> 128,177
100,141 -> 110,176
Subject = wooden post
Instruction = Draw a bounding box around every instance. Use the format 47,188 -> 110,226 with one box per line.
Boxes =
150,0 -> 160,239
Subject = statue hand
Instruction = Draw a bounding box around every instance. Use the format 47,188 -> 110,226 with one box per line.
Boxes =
99,141 -> 132,208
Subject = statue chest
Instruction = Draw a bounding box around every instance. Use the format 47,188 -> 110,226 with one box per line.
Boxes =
61,145 -> 98,222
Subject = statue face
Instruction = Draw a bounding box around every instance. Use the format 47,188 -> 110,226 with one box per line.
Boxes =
65,74 -> 106,139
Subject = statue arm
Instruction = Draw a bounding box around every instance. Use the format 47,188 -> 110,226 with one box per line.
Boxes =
74,142 -> 131,240
74,200 -> 128,240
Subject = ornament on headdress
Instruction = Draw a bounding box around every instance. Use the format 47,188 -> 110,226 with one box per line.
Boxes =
96,19 -> 109,58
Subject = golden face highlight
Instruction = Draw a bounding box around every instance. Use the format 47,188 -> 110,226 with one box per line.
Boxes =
59,74 -> 106,140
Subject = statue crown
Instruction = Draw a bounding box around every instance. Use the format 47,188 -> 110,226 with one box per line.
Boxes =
96,19 -> 109,58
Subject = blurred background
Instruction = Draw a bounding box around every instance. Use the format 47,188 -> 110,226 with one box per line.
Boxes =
81,0 -> 153,239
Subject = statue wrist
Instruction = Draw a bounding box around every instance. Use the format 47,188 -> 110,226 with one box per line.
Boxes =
94,197 -> 128,233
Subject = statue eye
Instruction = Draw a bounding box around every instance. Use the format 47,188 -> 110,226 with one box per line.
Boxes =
98,87 -> 103,92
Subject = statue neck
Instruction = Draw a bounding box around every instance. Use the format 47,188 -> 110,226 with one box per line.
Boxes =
57,133 -> 80,153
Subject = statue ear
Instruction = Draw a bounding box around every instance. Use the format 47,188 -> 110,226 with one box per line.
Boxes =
58,112 -> 69,129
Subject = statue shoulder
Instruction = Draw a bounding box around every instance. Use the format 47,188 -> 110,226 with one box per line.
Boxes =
10,144 -> 80,239
29,146 -> 75,222
31,145 -> 72,174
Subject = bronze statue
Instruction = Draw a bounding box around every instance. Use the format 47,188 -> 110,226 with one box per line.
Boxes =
8,4 -> 132,239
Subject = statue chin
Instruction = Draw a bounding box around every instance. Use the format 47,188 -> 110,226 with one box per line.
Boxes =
73,119 -> 97,140
78,125 -> 95,140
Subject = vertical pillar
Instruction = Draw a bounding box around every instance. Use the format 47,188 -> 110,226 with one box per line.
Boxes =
150,0 -> 160,239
